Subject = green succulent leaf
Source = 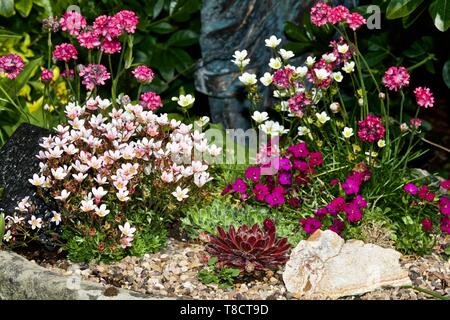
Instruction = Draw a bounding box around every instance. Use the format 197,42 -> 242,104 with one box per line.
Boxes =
386,0 -> 424,19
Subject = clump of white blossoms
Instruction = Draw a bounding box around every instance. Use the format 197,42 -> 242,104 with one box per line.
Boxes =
22,96 -> 220,249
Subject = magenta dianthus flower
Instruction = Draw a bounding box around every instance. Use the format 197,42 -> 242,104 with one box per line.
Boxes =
244,166 -> 261,182
265,192 -> 285,207
440,197 -> 450,216
346,12 -> 366,31
253,184 -> 269,201
421,218 -> 433,232
344,203 -> 363,222
403,183 -> 418,195
0,54 -> 25,79
300,217 -> 322,234
329,219 -> 345,234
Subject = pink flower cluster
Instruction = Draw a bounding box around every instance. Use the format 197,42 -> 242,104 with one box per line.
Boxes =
132,66 -> 155,84
0,54 -> 25,79
357,114 -> 385,143
382,66 -> 410,91
310,2 -> 366,30
78,64 -> 110,91
414,87 -> 435,108
272,67 -> 294,88
301,165 -> 371,235
223,142 -> 322,208
52,43 -> 78,62
288,92 -> 310,114
59,11 -> 86,36
41,68 -> 53,82
139,92 -> 163,111
403,179 -> 450,234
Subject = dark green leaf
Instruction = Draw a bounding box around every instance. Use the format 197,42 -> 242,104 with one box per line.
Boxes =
15,0 -> 33,17
430,0 -> 450,31
0,213 -> 5,242
386,0 -> 424,19
0,0 -> 15,17
153,0 -> 164,19
150,22 -> 177,34
284,22 -> 309,42
443,59 -> 450,88
33,0 -> 53,17
167,30 -> 198,47
401,2 -> 427,28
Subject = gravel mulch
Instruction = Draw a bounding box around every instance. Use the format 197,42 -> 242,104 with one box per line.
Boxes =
36,238 -> 449,300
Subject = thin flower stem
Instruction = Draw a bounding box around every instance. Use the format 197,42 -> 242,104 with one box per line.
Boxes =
402,107 -> 420,170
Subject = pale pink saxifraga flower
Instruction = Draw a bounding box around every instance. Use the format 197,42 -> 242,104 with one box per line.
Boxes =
346,12 -> 366,31
310,2 -> 331,27
78,64 -> 110,91
382,66 -> 410,91
0,54 -> 25,79
53,43 -> 78,62
140,92 -> 163,110
59,11 -> 86,36
132,65 -> 155,84
414,87 -> 435,108
77,31 -> 101,49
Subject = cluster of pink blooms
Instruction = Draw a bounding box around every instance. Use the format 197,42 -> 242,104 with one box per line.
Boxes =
310,2 -> 366,30
53,43 -> 78,62
0,53 -> 25,79
40,68 -> 53,82
403,179 -> 450,234
357,114 -> 386,143
16,96 -> 219,249
414,87 -> 435,108
78,64 -> 111,91
223,142 -> 323,208
139,92 -> 163,111
132,66 -> 155,84
382,66 -> 410,91
301,164 -> 371,235
272,67 -> 294,88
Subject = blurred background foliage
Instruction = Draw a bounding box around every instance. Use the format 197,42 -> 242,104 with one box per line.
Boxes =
284,0 -> 450,177
0,0 -> 202,142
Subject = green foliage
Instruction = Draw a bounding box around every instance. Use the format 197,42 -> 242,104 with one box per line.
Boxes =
197,257 -> 241,289
0,213 -> 5,244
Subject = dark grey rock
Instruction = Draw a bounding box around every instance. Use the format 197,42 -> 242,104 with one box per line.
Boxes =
0,124 -> 58,246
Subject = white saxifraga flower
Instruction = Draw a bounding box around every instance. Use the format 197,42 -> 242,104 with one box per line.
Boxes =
322,53 -> 336,63
306,56 -> 316,67
260,72 -> 273,86
279,49 -> 294,60
332,72 -> 343,82
161,171 -> 174,183
80,198 -> 95,212
338,44 -> 349,54
3,230 -> 12,242
192,161 -> 208,173
51,166 -> 70,180
28,174 -> 46,187
298,126 -> 311,136
116,189 -> 130,202
55,189 -> 71,201
259,121 -> 288,136
377,139 -> 386,148
50,211 -> 62,225
265,35 -> 282,48
343,61 -> 355,73
238,72 -> 257,85
72,172 -> 87,182
342,127 -> 354,139
231,50 -> 250,68
172,94 -> 195,107
316,111 -> 331,124
251,111 -> 269,123
295,66 -> 308,77
172,186 -> 189,202
120,237 -> 133,249
207,144 -> 222,157
92,187 -> 107,202
95,204 -> 110,217
194,172 -> 213,187
268,58 -> 282,70
28,215 -> 43,230
119,222 -> 136,238
330,102 -> 340,114
194,116 -> 210,128
15,197 -> 31,212
314,68 -> 331,81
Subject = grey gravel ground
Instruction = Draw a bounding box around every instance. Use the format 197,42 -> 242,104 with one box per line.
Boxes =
37,238 -> 449,300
